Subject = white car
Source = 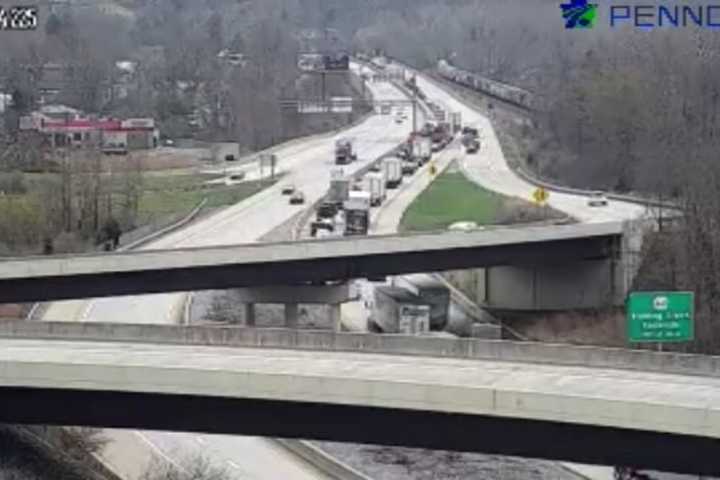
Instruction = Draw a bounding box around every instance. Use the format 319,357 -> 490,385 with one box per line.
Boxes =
448,221 -> 482,232
281,184 -> 296,195
587,192 -> 609,207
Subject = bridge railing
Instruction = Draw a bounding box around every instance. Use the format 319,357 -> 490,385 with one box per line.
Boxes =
2,320 -> 718,378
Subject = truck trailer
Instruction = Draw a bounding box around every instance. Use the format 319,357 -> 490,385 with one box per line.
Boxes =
365,172 -> 386,207
327,171 -> 350,207
382,156 -> 403,189
344,191 -> 371,236
370,285 -> 431,334
413,137 -> 432,164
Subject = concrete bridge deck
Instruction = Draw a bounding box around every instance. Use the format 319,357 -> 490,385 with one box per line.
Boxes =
0,321 -> 718,476
0,221 -> 624,303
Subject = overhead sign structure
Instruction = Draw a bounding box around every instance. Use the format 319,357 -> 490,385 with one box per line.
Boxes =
532,187 -> 549,205
294,99 -> 353,114
330,97 -> 353,113
627,291 -> 694,343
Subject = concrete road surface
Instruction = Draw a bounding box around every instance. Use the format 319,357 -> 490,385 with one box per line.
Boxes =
42,67 -> 412,479
412,72 -> 649,224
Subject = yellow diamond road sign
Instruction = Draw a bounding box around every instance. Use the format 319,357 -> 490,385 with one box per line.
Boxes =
533,187 -> 549,204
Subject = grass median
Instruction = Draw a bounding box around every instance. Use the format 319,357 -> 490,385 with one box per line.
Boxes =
399,167 -> 560,233
137,174 -> 277,224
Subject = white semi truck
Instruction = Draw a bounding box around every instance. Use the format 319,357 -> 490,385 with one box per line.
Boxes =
365,172 -> 386,207
344,191 -> 371,236
382,156 -> 402,189
413,137 -> 432,164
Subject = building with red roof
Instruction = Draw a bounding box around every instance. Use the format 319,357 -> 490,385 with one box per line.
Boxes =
19,110 -> 159,154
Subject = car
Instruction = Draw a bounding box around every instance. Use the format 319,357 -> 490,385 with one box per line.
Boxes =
281,184 -> 295,195
316,202 -> 338,219
229,173 -> 244,181
448,221 -> 482,232
289,191 -> 305,205
225,154 -> 237,162
587,191 -> 609,207
395,117 -> 404,124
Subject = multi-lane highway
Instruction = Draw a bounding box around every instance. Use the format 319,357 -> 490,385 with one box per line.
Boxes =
36,61 -> 656,479
41,65 -> 414,479
411,72 -> 649,224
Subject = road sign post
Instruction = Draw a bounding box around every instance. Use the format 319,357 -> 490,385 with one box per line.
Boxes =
626,291 -> 694,344
532,187 -> 549,206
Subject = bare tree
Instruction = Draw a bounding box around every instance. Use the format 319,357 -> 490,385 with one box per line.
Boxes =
141,454 -> 230,480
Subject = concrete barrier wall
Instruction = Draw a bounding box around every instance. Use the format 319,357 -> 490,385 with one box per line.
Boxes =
2,320 -> 719,378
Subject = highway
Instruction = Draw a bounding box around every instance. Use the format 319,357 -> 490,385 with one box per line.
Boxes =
41,66 -> 413,479
1,336 -> 719,476
34,61 -> 656,479
412,72 -> 649,223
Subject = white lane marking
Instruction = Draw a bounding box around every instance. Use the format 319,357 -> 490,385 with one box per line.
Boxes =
80,301 -> 94,322
135,432 -> 187,472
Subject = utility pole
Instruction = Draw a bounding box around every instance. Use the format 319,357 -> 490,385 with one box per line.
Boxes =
412,89 -> 418,136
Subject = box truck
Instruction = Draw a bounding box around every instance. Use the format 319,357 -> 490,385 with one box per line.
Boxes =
365,172 -> 386,207
344,191 -> 371,236
382,156 -> 402,189
413,137 -> 432,164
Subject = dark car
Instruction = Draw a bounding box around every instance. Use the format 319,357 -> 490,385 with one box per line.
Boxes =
289,191 -> 305,205
316,202 -> 338,219
225,154 -> 237,162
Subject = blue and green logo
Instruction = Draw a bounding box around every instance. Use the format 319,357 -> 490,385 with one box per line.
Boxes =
560,0 -> 599,28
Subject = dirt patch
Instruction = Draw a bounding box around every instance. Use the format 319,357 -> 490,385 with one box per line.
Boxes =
503,309 -> 627,347
0,304 -> 25,319
314,442 -> 581,480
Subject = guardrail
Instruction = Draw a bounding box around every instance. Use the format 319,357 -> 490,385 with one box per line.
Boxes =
2,320 -> 718,378
416,66 -> 681,212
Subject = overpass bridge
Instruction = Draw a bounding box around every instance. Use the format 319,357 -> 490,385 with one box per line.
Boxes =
0,220 -> 645,310
0,320 -> 716,476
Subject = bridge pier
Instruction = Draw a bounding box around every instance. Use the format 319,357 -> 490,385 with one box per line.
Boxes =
285,303 -> 299,328
327,304 -> 342,331
244,303 -> 255,327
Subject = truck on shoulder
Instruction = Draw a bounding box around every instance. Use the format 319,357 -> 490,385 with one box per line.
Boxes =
344,191 -> 371,236
335,138 -> 357,165
382,156 -> 403,189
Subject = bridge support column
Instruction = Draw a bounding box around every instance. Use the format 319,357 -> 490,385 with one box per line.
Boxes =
285,303 -> 299,329
328,304 -> 342,332
244,303 -> 255,327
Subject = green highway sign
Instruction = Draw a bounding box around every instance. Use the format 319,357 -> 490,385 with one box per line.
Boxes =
627,291 -> 694,343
